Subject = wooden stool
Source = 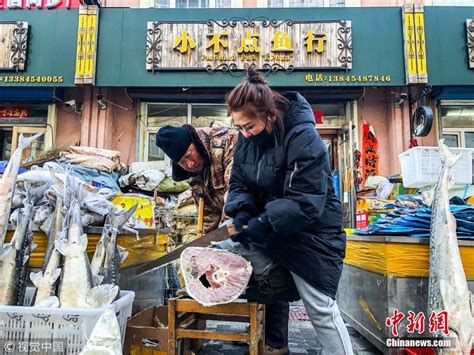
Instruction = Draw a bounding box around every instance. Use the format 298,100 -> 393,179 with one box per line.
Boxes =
168,298 -> 265,355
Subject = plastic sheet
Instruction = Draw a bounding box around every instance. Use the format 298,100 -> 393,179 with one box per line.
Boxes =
344,240 -> 474,278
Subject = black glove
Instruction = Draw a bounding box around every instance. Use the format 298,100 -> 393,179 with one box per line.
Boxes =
231,214 -> 272,247
233,210 -> 253,232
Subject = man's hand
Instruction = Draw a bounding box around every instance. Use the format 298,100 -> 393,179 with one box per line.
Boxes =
231,214 -> 272,247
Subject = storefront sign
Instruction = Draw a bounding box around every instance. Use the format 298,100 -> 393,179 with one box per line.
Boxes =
402,5 -> 427,84
305,73 -> 391,83
146,18 -> 352,73
0,0 -> 80,9
0,106 -> 28,118
0,75 -> 64,83
0,22 -> 28,71
467,19 -> 474,69
75,5 -> 99,85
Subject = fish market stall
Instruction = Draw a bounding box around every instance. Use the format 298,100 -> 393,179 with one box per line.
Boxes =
338,234 -> 474,353
339,144 -> 474,353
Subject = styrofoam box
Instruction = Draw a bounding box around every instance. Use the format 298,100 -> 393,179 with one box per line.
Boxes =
399,146 -> 473,188
0,289 -> 134,354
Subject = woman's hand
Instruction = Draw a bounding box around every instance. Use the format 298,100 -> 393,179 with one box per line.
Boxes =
231,214 -> 272,247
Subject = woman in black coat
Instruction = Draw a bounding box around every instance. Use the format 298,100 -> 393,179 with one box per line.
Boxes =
224,67 -> 353,355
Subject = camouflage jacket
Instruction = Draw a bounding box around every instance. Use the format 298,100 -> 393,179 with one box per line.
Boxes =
172,124 -> 238,233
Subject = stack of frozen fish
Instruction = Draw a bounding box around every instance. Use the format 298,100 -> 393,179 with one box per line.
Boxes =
0,134 -> 136,308
356,195 -> 474,239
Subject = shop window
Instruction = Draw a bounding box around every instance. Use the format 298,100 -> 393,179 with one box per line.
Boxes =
143,103 -> 231,163
0,105 -> 49,162
147,104 -> 188,127
176,0 -> 209,7
191,104 -> 230,127
310,103 -> 346,127
154,0 -> 171,7
465,132 -> 474,149
441,104 -> 474,149
215,0 -> 231,7
431,0 -> 472,5
267,0 -> 283,6
442,133 -> 460,148
11,127 -> 46,162
268,0 -> 342,7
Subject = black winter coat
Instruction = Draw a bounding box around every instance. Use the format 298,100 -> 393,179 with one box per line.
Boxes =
224,92 -> 346,299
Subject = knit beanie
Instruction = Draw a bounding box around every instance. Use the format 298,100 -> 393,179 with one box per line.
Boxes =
155,125 -> 192,163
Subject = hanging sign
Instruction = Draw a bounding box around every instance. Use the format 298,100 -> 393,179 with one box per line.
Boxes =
0,22 -> 28,71
361,122 -> 379,182
146,19 -> 352,73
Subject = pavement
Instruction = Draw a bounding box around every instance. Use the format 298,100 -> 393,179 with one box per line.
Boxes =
198,302 -> 382,355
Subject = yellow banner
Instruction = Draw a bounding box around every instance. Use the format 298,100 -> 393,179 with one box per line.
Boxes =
404,12 -> 417,76
415,12 -> 427,75
75,13 -> 88,78
85,13 -> 97,77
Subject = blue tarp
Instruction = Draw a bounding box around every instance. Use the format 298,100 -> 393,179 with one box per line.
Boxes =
0,161 -> 25,174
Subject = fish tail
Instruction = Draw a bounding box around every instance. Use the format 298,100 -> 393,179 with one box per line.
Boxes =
18,132 -> 45,151
439,139 -> 461,168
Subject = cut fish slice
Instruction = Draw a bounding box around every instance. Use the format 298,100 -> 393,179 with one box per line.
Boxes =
180,247 -> 252,307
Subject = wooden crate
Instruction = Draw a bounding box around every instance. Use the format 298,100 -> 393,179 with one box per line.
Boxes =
168,298 -> 265,355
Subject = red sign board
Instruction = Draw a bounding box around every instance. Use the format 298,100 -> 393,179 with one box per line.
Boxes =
313,111 -> 323,125
0,107 -> 29,118
0,0 -> 81,9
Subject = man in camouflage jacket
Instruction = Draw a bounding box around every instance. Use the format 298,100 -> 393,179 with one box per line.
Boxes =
155,123 -> 237,233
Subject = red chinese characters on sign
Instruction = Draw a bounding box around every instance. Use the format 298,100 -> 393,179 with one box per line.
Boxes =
429,311 -> 449,336
386,309 -> 405,337
407,311 -> 426,334
0,0 -> 81,9
361,122 -> 379,183
0,107 -> 28,118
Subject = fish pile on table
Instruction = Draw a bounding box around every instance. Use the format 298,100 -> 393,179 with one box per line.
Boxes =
355,196 -> 474,238
0,134 -> 136,308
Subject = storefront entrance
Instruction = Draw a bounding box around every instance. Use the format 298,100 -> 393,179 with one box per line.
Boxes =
0,104 -> 53,162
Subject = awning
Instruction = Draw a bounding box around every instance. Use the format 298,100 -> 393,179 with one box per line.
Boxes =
433,86 -> 474,101
0,88 -> 63,102
127,87 -> 364,103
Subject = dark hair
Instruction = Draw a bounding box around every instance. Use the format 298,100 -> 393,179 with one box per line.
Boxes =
225,66 -> 289,142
